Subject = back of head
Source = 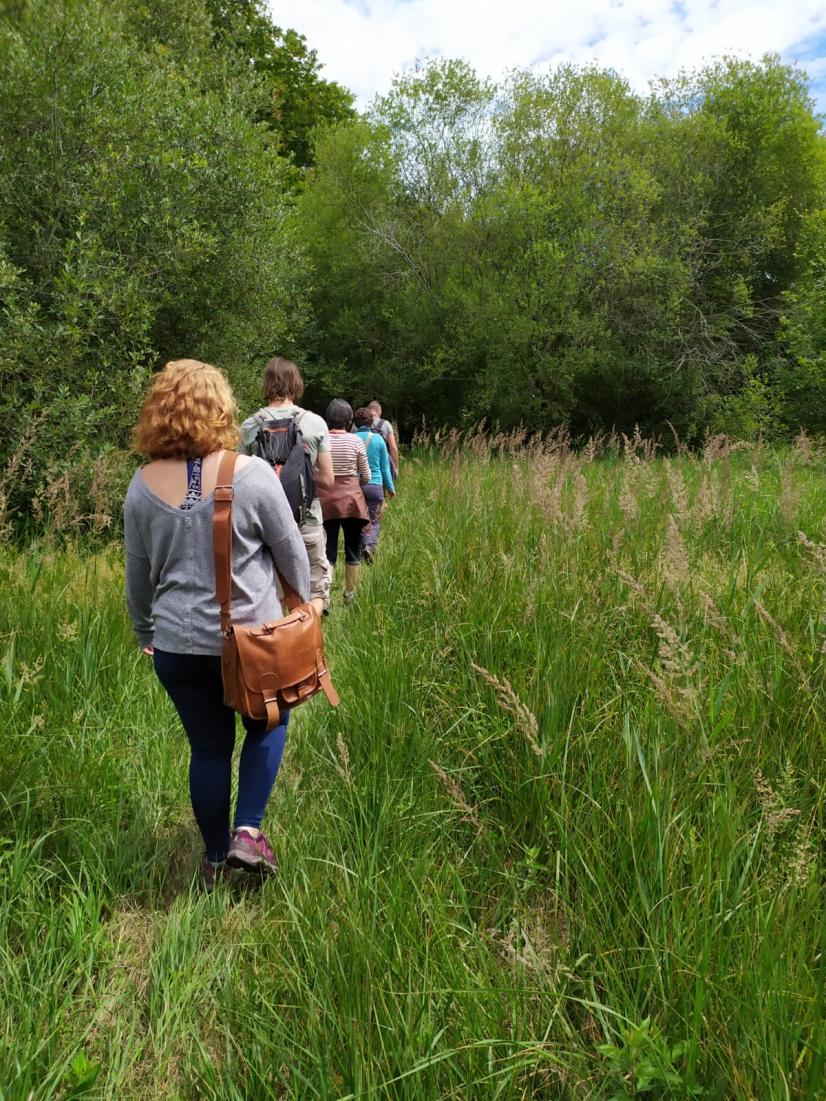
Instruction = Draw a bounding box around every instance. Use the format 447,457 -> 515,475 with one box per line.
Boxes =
367,400 -> 382,417
353,407 -> 373,429
133,359 -> 239,459
325,398 -> 354,430
263,356 -> 304,403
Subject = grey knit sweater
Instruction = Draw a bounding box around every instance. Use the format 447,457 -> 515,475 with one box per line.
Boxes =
124,457 -> 310,654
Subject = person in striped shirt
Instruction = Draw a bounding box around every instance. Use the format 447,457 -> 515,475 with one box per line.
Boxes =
316,399 -> 370,605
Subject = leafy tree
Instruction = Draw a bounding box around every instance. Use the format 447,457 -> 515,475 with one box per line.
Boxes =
0,0 -> 307,519
205,0 -> 355,167
775,208 -> 826,433
646,56 -> 826,433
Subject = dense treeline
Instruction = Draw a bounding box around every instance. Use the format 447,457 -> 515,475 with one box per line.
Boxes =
0,0 -> 351,523
299,59 -> 826,438
0,0 -> 825,524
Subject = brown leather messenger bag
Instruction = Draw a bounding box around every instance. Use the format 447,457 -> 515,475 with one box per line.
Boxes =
213,451 -> 339,731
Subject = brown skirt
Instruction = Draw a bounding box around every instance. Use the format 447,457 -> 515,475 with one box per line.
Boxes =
318,475 -> 370,527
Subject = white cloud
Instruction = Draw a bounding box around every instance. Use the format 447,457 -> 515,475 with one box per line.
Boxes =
267,0 -> 826,110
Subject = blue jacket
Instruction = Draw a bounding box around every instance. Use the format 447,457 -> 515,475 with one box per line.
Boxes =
355,429 -> 395,493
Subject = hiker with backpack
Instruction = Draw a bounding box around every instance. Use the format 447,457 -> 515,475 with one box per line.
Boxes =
124,359 -> 310,889
318,399 -> 370,606
367,400 -> 400,479
353,406 -> 395,564
239,357 -> 334,617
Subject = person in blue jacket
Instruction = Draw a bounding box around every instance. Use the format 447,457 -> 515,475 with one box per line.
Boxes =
352,406 -> 396,563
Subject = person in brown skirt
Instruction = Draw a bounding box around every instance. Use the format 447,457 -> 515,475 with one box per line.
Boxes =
317,398 -> 370,605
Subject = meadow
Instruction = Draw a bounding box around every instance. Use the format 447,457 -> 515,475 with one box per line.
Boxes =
0,432 -> 824,1100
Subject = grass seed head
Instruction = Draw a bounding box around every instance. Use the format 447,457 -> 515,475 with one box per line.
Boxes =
334,731 -> 353,787
471,662 -> 542,756
429,759 -> 481,829
662,515 -> 690,591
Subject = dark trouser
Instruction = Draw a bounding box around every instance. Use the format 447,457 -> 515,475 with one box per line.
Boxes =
324,517 -> 364,565
153,650 -> 289,862
361,483 -> 384,551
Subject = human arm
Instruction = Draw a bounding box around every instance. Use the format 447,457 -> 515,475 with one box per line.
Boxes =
314,448 -> 334,491
385,425 -> 400,474
377,436 -> 395,495
124,482 -> 155,650
356,438 -> 370,484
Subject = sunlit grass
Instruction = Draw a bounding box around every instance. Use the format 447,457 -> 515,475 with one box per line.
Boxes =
0,434 -> 823,1099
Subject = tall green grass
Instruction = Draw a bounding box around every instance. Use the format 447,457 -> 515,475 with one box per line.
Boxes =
0,435 -> 823,1100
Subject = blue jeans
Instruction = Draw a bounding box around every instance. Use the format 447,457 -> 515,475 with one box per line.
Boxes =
153,650 -> 289,862
361,483 -> 384,551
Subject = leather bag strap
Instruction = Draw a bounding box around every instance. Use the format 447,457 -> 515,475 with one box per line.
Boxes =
213,450 -> 305,625
264,697 -> 281,730
319,667 -> 340,707
214,451 -> 237,634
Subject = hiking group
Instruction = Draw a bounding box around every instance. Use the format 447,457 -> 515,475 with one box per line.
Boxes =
238,356 -> 398,613
124,357 -> 398,889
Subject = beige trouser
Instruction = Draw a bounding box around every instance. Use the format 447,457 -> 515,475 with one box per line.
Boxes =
301,522 -> 332,612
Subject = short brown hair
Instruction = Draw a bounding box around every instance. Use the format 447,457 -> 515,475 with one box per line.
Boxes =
133,359 -> 240,459
353,406 -> 372,428
263,356 -> 304,402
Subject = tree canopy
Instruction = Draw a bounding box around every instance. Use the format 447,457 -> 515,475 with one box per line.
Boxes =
295,56 -> 826,438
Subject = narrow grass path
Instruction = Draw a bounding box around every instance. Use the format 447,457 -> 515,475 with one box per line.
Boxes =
0,440 -> 824,1099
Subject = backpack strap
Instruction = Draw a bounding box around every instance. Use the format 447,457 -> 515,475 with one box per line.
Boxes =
213,450 -> 303,628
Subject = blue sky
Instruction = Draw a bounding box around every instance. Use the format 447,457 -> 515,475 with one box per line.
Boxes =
269,0 -> 826,120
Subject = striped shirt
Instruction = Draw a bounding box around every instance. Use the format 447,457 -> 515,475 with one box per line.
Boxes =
329,430 -> 369,479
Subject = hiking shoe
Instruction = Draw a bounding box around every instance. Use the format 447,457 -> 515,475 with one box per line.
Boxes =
362,545 -> 375,566
200,859 -> 235,892
343,590 -> 356,606
227,829 -> 278,875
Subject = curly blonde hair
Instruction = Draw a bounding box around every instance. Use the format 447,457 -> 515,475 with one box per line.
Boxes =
133,359 -> 240,459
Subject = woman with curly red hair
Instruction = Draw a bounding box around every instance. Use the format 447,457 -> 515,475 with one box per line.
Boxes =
125,360 -> 310,889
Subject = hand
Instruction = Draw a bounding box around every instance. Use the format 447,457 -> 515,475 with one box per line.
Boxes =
142,645 -> 155,656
